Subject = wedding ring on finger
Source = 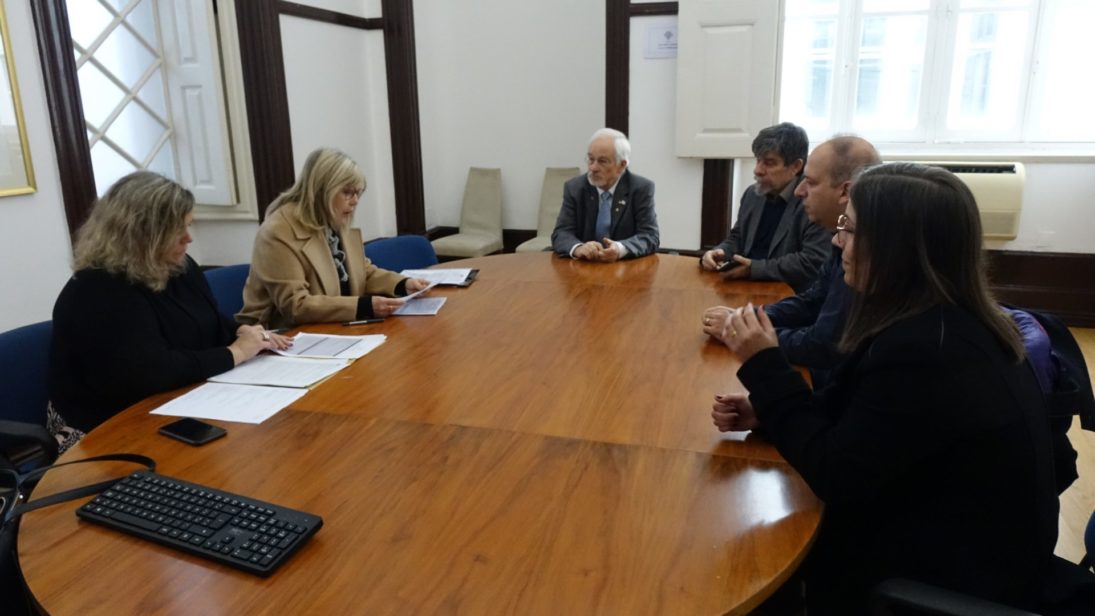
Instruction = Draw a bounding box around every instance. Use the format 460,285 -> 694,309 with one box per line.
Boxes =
262,330 -> 270,341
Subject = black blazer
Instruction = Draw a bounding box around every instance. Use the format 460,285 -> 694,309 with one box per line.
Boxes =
550,169 -> 659,258
738,305 -> 1059,614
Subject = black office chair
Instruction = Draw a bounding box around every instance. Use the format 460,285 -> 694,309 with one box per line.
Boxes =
1,320 -> 58,616
364,235 -> 439,272
204,264 -> 250,322
871,550 -> 1095,616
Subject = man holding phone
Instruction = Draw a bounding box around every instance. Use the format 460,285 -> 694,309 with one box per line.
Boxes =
699,123 -> 829,293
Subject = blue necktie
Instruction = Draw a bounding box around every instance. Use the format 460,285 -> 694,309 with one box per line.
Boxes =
595,191 -> 612,240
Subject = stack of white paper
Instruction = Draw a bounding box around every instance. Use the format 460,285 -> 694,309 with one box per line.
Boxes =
150,334 -> 387,424
401,268 -> 472,285
276,333 -> 386,359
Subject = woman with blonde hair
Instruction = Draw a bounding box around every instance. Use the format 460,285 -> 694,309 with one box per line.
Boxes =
238,148 -> 429,329
49,171 -> 290,433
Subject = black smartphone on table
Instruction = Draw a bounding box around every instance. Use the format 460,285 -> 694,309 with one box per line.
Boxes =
158,418 -> 226,446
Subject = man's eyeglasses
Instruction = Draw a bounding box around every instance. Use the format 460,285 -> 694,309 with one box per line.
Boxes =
586,156 -> 615,168
836,214 -> 855,236
340,187 -> 363,199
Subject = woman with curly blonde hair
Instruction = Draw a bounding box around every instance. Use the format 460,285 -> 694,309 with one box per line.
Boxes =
49,171 -> 290,433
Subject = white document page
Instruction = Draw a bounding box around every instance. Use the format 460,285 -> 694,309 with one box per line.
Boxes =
400,269 -> 472,285
400,281 -> 438,300
150,383 -> 308,424
208,355 -> 350,388
275,333 -> 386,359
393,297 -> 447,316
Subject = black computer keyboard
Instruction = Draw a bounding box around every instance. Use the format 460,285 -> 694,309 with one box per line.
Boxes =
76,471 -> 323,576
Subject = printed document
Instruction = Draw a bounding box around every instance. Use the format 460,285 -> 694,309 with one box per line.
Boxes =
393,297 -> 447,316
275,333 -> 386,359
150,383 -> 308,424
400,268 -> 473,285
208,355 -> 349,388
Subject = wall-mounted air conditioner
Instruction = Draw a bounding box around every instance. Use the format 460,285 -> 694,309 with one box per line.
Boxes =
915,162 -> 1025,239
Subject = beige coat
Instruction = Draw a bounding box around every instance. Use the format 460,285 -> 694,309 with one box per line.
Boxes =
237,204 -> 405,328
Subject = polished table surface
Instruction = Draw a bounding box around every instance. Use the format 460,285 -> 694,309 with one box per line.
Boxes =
20,253 -> 822,615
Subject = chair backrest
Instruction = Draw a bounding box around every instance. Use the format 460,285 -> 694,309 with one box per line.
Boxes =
204,264 -> 250,322
365,235 -> 439,272
537,167 -> 580,236
459,167 -> 503,236
1084,509 -> 1095,571
0,321 -> 53,425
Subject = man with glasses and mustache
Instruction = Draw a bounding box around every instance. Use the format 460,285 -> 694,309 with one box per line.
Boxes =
703,135 -> 881,389
700,122 -> 830,293
552,128 -> 659,262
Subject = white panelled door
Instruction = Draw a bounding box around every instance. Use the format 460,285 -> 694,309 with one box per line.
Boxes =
158,0 -> 236,206
675,0 -> 783,158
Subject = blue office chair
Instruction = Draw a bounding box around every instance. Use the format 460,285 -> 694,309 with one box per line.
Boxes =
0,321 -> 53,426
204,264 -> 250,322
0,320 -> 58,470
364,235 -> 438,272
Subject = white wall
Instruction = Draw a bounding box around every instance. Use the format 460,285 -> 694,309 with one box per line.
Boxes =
280,14 -> 396,240
189,5 -> 396,267
0,1 -> 77,331
631,16 -> 704,250
414,0 -> 603,233
414,5 -> 1095,255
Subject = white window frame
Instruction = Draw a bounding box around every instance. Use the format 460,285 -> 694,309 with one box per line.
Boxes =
781,0 -> 1095,160
70,0 -> 258,220
201,0 -> 258,221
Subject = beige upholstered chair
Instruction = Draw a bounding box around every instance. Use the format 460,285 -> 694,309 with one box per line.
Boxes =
431,167 -> 504,258
515,166 -> 579,253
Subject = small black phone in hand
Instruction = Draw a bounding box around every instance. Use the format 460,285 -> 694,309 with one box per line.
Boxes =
158,418 -> 226,446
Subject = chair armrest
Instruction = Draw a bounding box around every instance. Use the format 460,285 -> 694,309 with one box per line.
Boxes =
871,578 -> 1039,616
0,420 -> 58,473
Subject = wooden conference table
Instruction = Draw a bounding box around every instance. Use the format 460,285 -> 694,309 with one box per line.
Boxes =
20,253 -> 822,615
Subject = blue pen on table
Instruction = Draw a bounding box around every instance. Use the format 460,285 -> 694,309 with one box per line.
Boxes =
343,318 -> 384,326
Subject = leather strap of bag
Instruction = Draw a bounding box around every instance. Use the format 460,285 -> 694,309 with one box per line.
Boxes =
2,453 -> 156,525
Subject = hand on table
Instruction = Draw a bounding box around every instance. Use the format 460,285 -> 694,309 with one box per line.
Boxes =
719,303 -> 778,362
700,248 -> 726,271
590,238 -> 622,263
711,392 -> 758,432
229,325 -> 292,365
702,306 -> 734,338
372,296 -> 406,317
720,255 -> 752,280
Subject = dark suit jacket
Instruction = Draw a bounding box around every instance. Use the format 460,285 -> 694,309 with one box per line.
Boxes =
739,305 -> 1059,613
765,246 -> 850,389
715,180 -> 830,293
551,170 -> 659,258
48,257 -> 236,432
